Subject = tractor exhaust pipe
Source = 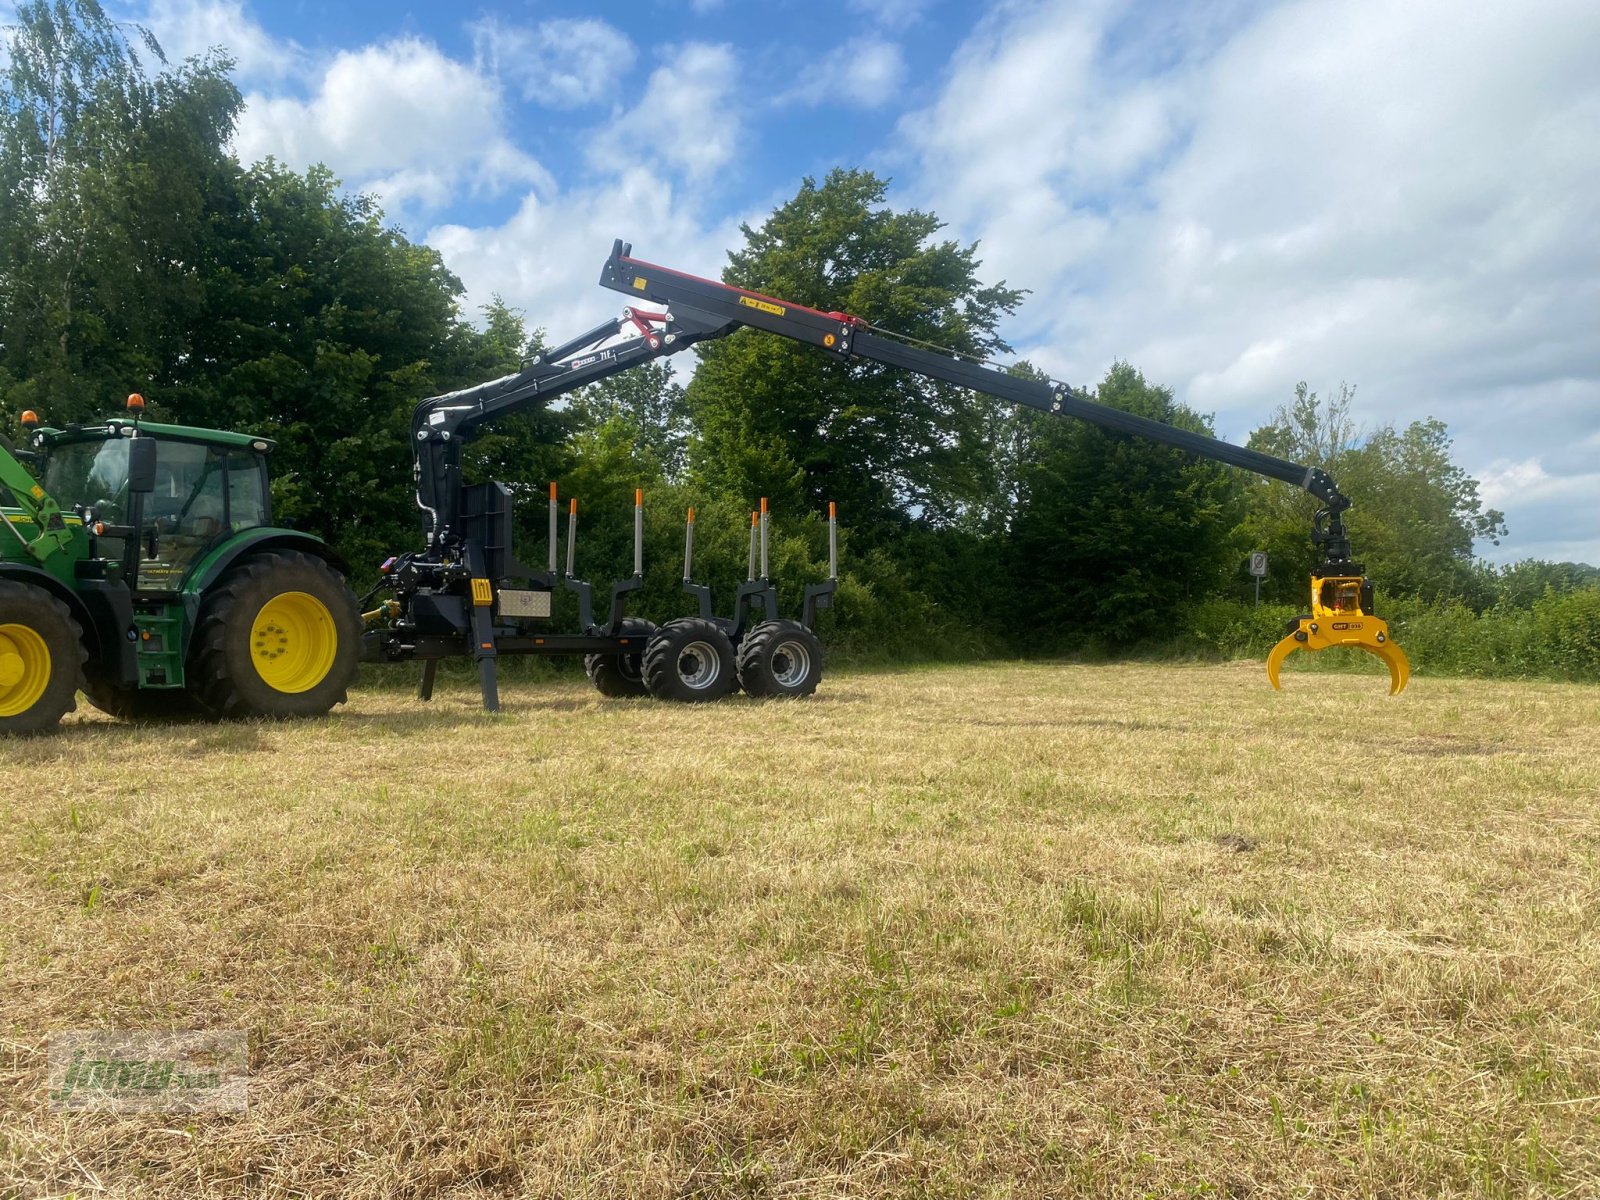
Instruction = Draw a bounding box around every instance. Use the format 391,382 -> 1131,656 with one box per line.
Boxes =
747,511 -> 758,581
683,507 -> 695,582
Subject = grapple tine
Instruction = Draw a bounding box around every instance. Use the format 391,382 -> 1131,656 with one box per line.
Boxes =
1266,633 -> 1299,690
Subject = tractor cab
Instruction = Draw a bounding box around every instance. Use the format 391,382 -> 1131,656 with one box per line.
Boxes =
35,417 -> 274,594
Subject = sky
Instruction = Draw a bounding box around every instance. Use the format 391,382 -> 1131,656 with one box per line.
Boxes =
97,0 -> 1600,564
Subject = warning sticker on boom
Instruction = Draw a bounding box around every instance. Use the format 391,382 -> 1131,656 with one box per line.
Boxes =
739,296 -> 786,317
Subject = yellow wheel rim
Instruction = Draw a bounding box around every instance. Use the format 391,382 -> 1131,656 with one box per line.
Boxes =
0,623 -> 52,718
250,592 -> 338,694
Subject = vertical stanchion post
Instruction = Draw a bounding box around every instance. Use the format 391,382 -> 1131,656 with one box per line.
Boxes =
759,497 -> 770,580
634,488 -> 644,578
548,482 -> 558,576
566,499 -> 578,580
829,500 -> 838,580
747,511 -> 758,581
683,507 -> 695,582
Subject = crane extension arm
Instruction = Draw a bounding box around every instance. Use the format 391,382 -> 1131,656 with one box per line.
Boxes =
414,241 -> 1353,560
597,242 -> 1360,567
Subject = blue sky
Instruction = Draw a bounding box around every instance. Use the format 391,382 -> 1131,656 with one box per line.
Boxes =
104,0 -> 1600,564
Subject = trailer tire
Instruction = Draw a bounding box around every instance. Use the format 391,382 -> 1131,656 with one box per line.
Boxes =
191,550 -> 361,719
643,618 -> 739,703
0,580 -> 84,734
584,618 -> 658,698
736,620 -> 824,698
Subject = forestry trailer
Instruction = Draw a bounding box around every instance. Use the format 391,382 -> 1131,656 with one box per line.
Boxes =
0,240 -> 1408,733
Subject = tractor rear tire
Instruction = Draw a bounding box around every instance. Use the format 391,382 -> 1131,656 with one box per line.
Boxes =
643,617 -> 739,703
736,620 -> 824,698
584,617 -> 658,698
190,550 -> 361,720
0,580 -> 84,734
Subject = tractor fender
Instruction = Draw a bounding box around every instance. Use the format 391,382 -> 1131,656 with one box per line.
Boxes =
0,561 -> 99,649
181,529 -> 351,626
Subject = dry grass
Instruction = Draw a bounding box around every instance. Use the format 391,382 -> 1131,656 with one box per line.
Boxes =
2,660 -> 1599,1198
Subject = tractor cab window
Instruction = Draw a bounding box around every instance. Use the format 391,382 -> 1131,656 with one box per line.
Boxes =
226,455 -> 268,528
136,442 -> 268,592
42,438 -> 132,524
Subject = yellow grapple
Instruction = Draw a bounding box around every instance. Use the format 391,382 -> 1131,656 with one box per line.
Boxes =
1268,574 -> 1411,695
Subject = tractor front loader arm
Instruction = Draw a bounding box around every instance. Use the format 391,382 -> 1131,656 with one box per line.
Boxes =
0,424 -> 75,567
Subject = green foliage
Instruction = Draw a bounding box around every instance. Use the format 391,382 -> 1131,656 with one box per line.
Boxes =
567,360 -> 689,482
1242,382 -> 1507,607
1486,558 -> 1599,610
1009,363 -> 1247,645
1184,590 -> 1600,683
1340,418 -> 1506,605
0,0 -> 241,424
686,168 -> 1024,545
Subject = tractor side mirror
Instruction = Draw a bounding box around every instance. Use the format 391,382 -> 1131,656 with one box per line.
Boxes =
127,438 -> 158,493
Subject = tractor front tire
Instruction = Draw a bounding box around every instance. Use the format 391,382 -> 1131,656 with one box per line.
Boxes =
0,580 -> 84,734
643,617 -> 739,703
191,551 -> 361,720
736,620 -> 824,698
584,618 -> 658,698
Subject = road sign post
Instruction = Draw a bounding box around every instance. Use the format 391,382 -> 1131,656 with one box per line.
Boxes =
1249,550 -> 1268,606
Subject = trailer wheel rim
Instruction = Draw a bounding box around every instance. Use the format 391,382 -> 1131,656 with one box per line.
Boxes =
250,592 -> 338,694
0,623 -> 51,717
770,640 -> 812,689
677,640 -> 722,691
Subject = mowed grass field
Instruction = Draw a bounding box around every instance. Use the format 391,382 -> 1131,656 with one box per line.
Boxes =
2,660 -> 1599,1198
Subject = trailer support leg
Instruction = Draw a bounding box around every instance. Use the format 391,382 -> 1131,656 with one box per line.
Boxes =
466,543 -> 502,712
418,659 -> 437,702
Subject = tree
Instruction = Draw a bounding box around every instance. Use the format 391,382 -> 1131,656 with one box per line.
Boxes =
1339,419 -> 1506,604
1493,559 -> 1600,609
568,360 -> 689,482
1237,382 -> 1361,601
1008,363 -> 1246,644
685,168 -> 1024,544
153,163 -> 548,573
1241,382 -> 1506,606
0,0 -> 241,424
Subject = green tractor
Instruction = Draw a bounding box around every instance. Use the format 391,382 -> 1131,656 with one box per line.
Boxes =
0,398 -> 360,733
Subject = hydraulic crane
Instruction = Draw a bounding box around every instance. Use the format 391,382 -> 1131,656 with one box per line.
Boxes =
363,240 -> 1409,706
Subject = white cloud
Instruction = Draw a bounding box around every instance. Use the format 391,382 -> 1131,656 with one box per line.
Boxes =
896,0 -> 1600,563
233,37 -> 549,222
426,168 -> 747,337
470,15 -> 635,108
141,0 -> 298,80
590,43 -> 741,183
848,0 -> 929,31
784,39 -> 906,109
1478,458 -> 1552,509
